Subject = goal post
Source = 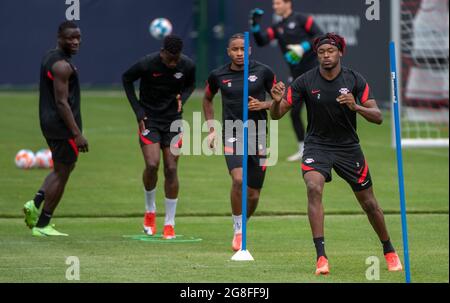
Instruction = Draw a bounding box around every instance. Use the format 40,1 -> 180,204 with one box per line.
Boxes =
391,0 -> 449,148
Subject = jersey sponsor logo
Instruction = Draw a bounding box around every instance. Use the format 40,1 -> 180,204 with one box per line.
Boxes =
339,88 -> 350,95
248,75 -> 258,82
304,158 -> 315,164
288,22 -> 296,29
174,72 -> 184,79
153,72 -> 163,77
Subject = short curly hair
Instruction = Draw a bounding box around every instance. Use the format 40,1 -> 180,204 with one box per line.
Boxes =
58,21 -> 79,36
163,35 -> 183,55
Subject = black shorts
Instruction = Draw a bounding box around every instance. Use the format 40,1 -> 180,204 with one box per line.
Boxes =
223,135 -> 267,190
45,138 -> 78,164
302,145 -> 373,192
138,119 -> 182,149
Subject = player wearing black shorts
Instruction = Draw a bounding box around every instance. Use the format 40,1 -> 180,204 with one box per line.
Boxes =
270,33 -> 403,274
203,34 -> 276,251
122,35 -> 196,239
250,0 -> 323,162
23,21 -> 89,237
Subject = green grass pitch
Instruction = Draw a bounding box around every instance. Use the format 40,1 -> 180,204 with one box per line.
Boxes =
0,91 -> 448,282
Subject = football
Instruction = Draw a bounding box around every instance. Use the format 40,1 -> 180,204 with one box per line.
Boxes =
149,18 -> 173,40
35,148 -> 53,169
14,149 -> 36,169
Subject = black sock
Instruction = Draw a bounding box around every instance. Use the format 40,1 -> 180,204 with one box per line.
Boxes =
382,239 -> 395,254
313,237 -> 327,260
33,190 -> 45,209
36,210 -> 52,228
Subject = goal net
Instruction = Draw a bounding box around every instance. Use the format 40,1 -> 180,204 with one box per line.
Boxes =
392,0 -> 449,148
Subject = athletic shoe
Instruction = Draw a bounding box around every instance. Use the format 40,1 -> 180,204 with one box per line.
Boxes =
232,233 -> 242,251
286,151 -> 303,162
385,252 -> 403,272
162,225 -> 175,239
315,256 -> 330,275
143,212 -> 156,236
32,225 -> 68,237
23,200 -> 39,229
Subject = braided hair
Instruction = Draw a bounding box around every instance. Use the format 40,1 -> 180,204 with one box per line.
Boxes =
313,33 -> 347,54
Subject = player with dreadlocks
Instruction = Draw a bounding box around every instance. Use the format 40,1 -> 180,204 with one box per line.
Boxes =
122,35 -> 196,239
270,33 -> 403,275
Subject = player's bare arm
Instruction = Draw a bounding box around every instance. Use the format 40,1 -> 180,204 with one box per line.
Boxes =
52,60 -> 88,152
336,93 -> 383,125
202,89 -> 216,149
270,81 -> 291,120
248,96 -> 272,111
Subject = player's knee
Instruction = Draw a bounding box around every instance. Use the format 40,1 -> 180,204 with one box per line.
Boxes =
306,181 -> 323,198
54,163 -> 74,178
361,199 -> 381,215
164,165 -> 177,180
232,176 -> 243,189
145,161 -> 159,174
248,189 -> 260,201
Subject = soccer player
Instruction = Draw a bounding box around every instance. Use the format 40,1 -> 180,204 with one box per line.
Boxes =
23,21 -> 88,237
203,33 -> 276,251
270,33 -> 403,275
122,35 -> 196,239
250,0 -> 323,162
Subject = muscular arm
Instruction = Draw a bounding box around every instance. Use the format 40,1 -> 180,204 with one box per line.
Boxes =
337,93 -> 383,125
52,60 -> 88,151
269,82 -> 292,120
202,89 -> 216,131
356,100 -> 383,125
270,99 -> 292,120
202,88 -> 218,149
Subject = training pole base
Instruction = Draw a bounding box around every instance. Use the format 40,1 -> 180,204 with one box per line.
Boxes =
231,249 -> 254,261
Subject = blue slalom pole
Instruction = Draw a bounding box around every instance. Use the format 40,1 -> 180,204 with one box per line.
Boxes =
241,32 -> 250,251
389,41 -> 411,283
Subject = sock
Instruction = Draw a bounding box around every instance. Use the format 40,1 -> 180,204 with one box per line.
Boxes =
33,190 -> 45,209
382,238 -> 395,254
144,188 -> 156,213
36,210 -> 53,228
164,198 -> 178,226
299,141 -> 304,154
313,237 -> 327,260
232,214 -> 242,234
